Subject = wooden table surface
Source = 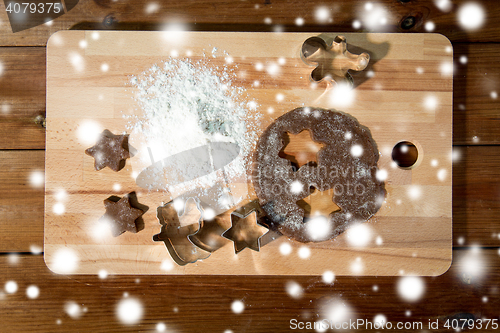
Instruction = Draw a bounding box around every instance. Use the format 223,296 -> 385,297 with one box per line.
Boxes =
0,0 -> 499,332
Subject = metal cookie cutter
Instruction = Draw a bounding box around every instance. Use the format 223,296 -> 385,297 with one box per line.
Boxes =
153,197 -> 210,266
301,35 -> 370,86
222,201 -> 280,254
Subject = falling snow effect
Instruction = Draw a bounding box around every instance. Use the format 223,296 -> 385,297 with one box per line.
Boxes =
458,2 -> 485,30
65,301 -> 83,319
323,299 -> 353,325
279,243 -> 292,255
451,147 -> 461,162
407,185 -> 422,200
376,169 -> 388,181
1,103 -> 11,114
350,144 -> 363,157
68,52 -> 85,72
362,3 -> 389,30
7,253 -> 20,265
5,281 -> 18,294
98,269 -> 109,279
53,202 -> 65,215
440,62 -> 454,77
90,217 -> 113,242
30,244 -> 42,255
346,224 -> 372,247
51,247 -> 79,274
434,0 -> 452,12
425,21 -> 436,31
458,246 -> 485,281
29,170 -> 45,188
397,276 -> 425,302
314,6 -> 331,23
330,82 -> 356,108
26,285 -> 40,299
298,246 -> 311,259
322,271 -> 335,284
116,297 -> 143,324
286,281 -> 304,299
161,24 -> 188,45
373,314 -> 387,327
424,95 -> 439,111
145,2 -> 160,14
55,189 -> 68,201
231,300 -> 245,314
203,207 -> 216,220
350,257 -> 364,274
76,120 -> 103,146
305,216 -> 332,241
437,168 -> 447,181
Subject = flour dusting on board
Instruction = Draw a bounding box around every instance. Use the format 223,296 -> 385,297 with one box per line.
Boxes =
126,57 -> 261,205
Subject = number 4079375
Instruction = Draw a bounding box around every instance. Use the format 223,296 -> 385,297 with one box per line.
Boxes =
5,2 -> 62,14
444,318 -> 498,330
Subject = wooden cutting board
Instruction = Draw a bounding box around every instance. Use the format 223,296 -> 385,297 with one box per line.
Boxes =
45,31 -> 452,276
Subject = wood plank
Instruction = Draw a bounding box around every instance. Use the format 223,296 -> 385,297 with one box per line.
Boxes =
0,0 -> 500,46
453,43 -> 500,145
0,250 -> 498,332
453,146 -> 500,247
0,47 -> 45,149
0,145 -> 498,253
0,150 -> 45,252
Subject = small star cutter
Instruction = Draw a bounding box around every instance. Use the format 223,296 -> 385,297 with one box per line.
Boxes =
153,197 -> 210,266
85,129 -> 130,172
222,201 -> 271,254
301,34 -> 370,86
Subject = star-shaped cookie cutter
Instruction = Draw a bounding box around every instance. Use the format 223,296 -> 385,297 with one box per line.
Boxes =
153,197 -> 210,266
301,35 -> 370,86
222,201 -> 280,254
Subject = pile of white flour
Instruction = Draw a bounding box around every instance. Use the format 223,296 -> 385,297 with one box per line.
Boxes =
126,57 -> 260,201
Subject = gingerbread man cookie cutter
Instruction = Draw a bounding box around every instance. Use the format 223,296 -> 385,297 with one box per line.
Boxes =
153,197 -> 210,266
301,35 -> 370,86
